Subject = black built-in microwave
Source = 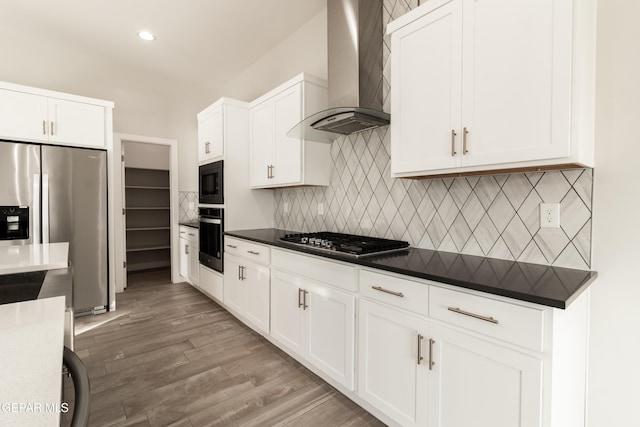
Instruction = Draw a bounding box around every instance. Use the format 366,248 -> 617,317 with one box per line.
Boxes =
199,160 -> 223,205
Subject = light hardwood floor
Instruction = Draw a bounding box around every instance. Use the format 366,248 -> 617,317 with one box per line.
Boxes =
65,269 -> 386,426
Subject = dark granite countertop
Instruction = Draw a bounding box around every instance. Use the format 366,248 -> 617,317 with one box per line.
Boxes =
0,267 -> 73,309
225,228 -> 597,309
179,222 -> 199,229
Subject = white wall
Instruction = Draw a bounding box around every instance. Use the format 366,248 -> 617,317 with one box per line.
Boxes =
123,141 -> 170,170
589,1 -> 640,425
219,8 -> 327,102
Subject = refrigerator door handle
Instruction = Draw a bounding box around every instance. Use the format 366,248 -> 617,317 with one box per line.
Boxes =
33,174 -> 41,244
42,173 -> 49,244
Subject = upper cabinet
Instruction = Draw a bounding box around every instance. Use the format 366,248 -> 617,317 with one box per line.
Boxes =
0,82 -> 112,148
387,0 -> 596,178
197,102 -> 224,162
249,73 -> 331,188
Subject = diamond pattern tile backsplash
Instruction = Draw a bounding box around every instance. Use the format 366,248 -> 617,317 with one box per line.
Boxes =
273,0 -> 593,270
179,191 -> 199,223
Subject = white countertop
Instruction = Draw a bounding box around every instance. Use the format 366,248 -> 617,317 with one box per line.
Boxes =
0,242 -> 69,275
0,296 -> 65,425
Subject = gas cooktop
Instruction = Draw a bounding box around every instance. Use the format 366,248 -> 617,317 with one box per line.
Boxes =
279,232 -> 410,257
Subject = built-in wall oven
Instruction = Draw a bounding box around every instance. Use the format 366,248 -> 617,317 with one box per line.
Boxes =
199,207 -> 223,273
199,160 -> 223,205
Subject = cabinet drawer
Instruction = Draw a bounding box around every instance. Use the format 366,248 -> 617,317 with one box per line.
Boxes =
359,269 -> 429,315
271,249 -> 356,292
224,236 -> 270,265
429,286 -> 545,352
180,226 -> 198,242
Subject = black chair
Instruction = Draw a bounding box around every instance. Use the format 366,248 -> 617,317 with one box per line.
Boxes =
62,346 -> 90,427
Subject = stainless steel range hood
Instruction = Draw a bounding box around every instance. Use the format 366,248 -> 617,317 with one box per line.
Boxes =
288,0 -> 390,143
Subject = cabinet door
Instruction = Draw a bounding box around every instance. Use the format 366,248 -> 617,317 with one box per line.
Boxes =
179,237 -> 189,281
48,98 -> 105,147
272,84 -> 302,185
460,0 -> 572,167
270,270 -> 305,356
249,101 -> 274,187
358,299 -> 429,427
243,261 -> 270,334
188,237 -> 199,286
223,255 -> 244,314
390,0 -> 463,175
306,283 -> 355,390
198,105 -> 224,162
0,89 -> 48,142
428,324 -> 542,427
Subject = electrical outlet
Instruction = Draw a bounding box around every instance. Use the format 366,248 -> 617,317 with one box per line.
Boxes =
317,203 -> 324,215
540,203 -> 560,228
284,202 -> 289,214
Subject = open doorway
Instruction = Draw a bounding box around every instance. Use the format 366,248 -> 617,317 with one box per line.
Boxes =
114,134 -> 179,294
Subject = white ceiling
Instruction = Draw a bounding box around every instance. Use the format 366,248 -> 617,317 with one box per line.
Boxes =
0,0 -> 327,92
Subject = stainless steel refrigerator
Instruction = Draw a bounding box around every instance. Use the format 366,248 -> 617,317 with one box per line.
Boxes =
0,140 -> 108,314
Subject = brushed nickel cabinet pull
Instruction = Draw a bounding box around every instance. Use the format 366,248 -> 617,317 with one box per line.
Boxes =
185,244 -> 189,255
266,165 -> 270,179
298,288 -> 304,308
447,306 -> 499,324
463,127 -> 469,154
303,290 -> 309,310
205,142 -> 210,154
180,231 -> 185,234
226,244 -> 237,249
417,334 -> 424,365
247,250 -> 260,255
242,266 -> 246,281
238,265 -> 242,280
429,338 -> 435,370
372,286 -> 404,298
50,121 -> 55,136
42,120 -> 47,135
451,129 -> 457,156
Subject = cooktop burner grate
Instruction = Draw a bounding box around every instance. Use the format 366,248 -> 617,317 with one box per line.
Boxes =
279,232 -> 410,257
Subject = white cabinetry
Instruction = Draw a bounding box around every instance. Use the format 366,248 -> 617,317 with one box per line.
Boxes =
388,0 -> 595,177
358,268 -> 587,427
428,323 -> 542,427
197,103 -> 223,162
0,85 -> 109,148
179,225 -> 199,286
198,265 -> 224,303
358,298 -> 429,426
196,98 -> 274,230
223,237 -> 271,334
249,73 -> 330,188
270,249 -> 356,390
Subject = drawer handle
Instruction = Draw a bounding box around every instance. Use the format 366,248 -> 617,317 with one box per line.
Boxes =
447,306 -> 499,324
226,244 -> 237,249
180,231 -> 185,234
372,286 -> 404,298
429,338 -> 436,370
188,233 -> 195,237
247,250 -> 260,255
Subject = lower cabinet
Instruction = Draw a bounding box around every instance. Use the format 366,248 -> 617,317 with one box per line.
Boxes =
224,253 -> 270,334
358,298 -> 544,427
271,269 -> 355,390
358,299 -> 429,427
198,264 -> 223,303
179,226 -> 199,286
428,323 -> 543,427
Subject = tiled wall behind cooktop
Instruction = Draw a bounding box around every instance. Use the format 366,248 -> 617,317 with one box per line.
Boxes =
273,0 -> 592,270
179,191 -> 199,223
274,129 -> 593,269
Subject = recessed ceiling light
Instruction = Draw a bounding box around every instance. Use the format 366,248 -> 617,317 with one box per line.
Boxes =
137,31 -> 156,41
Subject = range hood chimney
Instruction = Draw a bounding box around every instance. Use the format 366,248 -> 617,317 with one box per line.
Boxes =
287,0 -> 390,143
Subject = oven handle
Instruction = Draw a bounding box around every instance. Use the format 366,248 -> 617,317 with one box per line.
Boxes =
200,218 -> 221,225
